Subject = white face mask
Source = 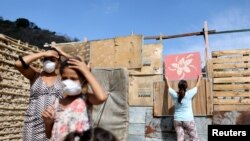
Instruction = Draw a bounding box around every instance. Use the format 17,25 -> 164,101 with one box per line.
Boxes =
43,60 -> 56,73
62,79 -> 82,97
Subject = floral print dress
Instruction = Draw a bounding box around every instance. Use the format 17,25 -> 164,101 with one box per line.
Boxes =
50,95 -> 92,141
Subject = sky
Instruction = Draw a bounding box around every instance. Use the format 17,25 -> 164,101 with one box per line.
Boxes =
1,0 -> 250,66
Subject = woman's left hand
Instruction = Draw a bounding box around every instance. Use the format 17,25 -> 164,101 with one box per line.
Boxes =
67,58 -> 89,73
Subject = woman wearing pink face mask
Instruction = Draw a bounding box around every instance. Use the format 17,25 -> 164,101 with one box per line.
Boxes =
42,57 -> 107,141
15,48 -> 69,141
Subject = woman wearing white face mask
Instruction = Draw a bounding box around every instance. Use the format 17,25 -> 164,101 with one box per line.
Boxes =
15,48 -> 67,141
42,57 -> 107,141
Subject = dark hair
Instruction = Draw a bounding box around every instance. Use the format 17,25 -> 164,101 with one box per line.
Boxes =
60,57 -> 87,84
42,48 -> 61,61
64,127 -> 119,141
82,127 -> 118,141
177,80 -> 188,104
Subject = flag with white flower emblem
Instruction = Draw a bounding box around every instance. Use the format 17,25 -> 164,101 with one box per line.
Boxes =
165,52 -> 201,80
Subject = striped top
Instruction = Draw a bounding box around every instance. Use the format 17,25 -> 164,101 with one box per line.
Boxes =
23,75 -> 63,141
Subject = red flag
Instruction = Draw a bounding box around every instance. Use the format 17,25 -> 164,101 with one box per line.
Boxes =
165,52 -> 201,80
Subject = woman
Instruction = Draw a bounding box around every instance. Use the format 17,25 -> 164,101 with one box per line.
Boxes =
165,75 -> 202,141
15,48 -> 67,141
42,57 -> 107,141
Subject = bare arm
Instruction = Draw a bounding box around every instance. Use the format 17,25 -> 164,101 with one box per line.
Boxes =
42,106 -> 55,139
15,52 -> 45,82
67,59 -> 107,105
164,75 -> 171,88
51,46 -> 72,59
15,51 -> 59,83
196,74 -> 202,88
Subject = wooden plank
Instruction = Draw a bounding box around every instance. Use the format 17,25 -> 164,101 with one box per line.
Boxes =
212,56 -> 250,64
213,84 -> 250,90
213,98 -> 243,105
214,77 -> 250,83
206,78 -> 212,115
212,49 -> 250,57
153,81 -> 168,116
213,63 -> 250,70
214,91 -> 250,97
207,60 -> 213,78
214,105 -> 250,111
213,70 -> 250,77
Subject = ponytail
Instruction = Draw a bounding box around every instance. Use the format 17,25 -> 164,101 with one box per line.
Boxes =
177,80 -> 188,104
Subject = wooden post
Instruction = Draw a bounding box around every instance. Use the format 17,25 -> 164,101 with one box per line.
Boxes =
203,21 -> 213,115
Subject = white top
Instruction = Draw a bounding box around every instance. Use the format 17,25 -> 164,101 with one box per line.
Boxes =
168,87 -> 198,121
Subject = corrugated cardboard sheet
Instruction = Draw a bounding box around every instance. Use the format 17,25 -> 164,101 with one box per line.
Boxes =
55,42 -> 90,62
90,35 -> 142,69
130,43 -> 163,75
91,68 -> 129,141
129,75 -> 163,106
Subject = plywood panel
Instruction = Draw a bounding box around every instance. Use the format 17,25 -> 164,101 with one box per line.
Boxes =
129,75 -> 162,106
130,43 -> 163,75
153,82 -> 168,116
114,35 -> 142,68
90,39 -> 115,68
90,35 -> 142,69
167,79 -> 207,115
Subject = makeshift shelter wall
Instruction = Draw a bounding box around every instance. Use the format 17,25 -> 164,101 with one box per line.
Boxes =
90,35 -> 142,69
210,49 -> 250,111
0,34 -> 42,140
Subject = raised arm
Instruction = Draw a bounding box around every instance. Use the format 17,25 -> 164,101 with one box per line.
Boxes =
67,58 -> 107,105
15,52 -> 45,82
15,51 -> 59,83
164,75 -> 171,88
51,46 -> 72,59
195,74 -> 202,88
